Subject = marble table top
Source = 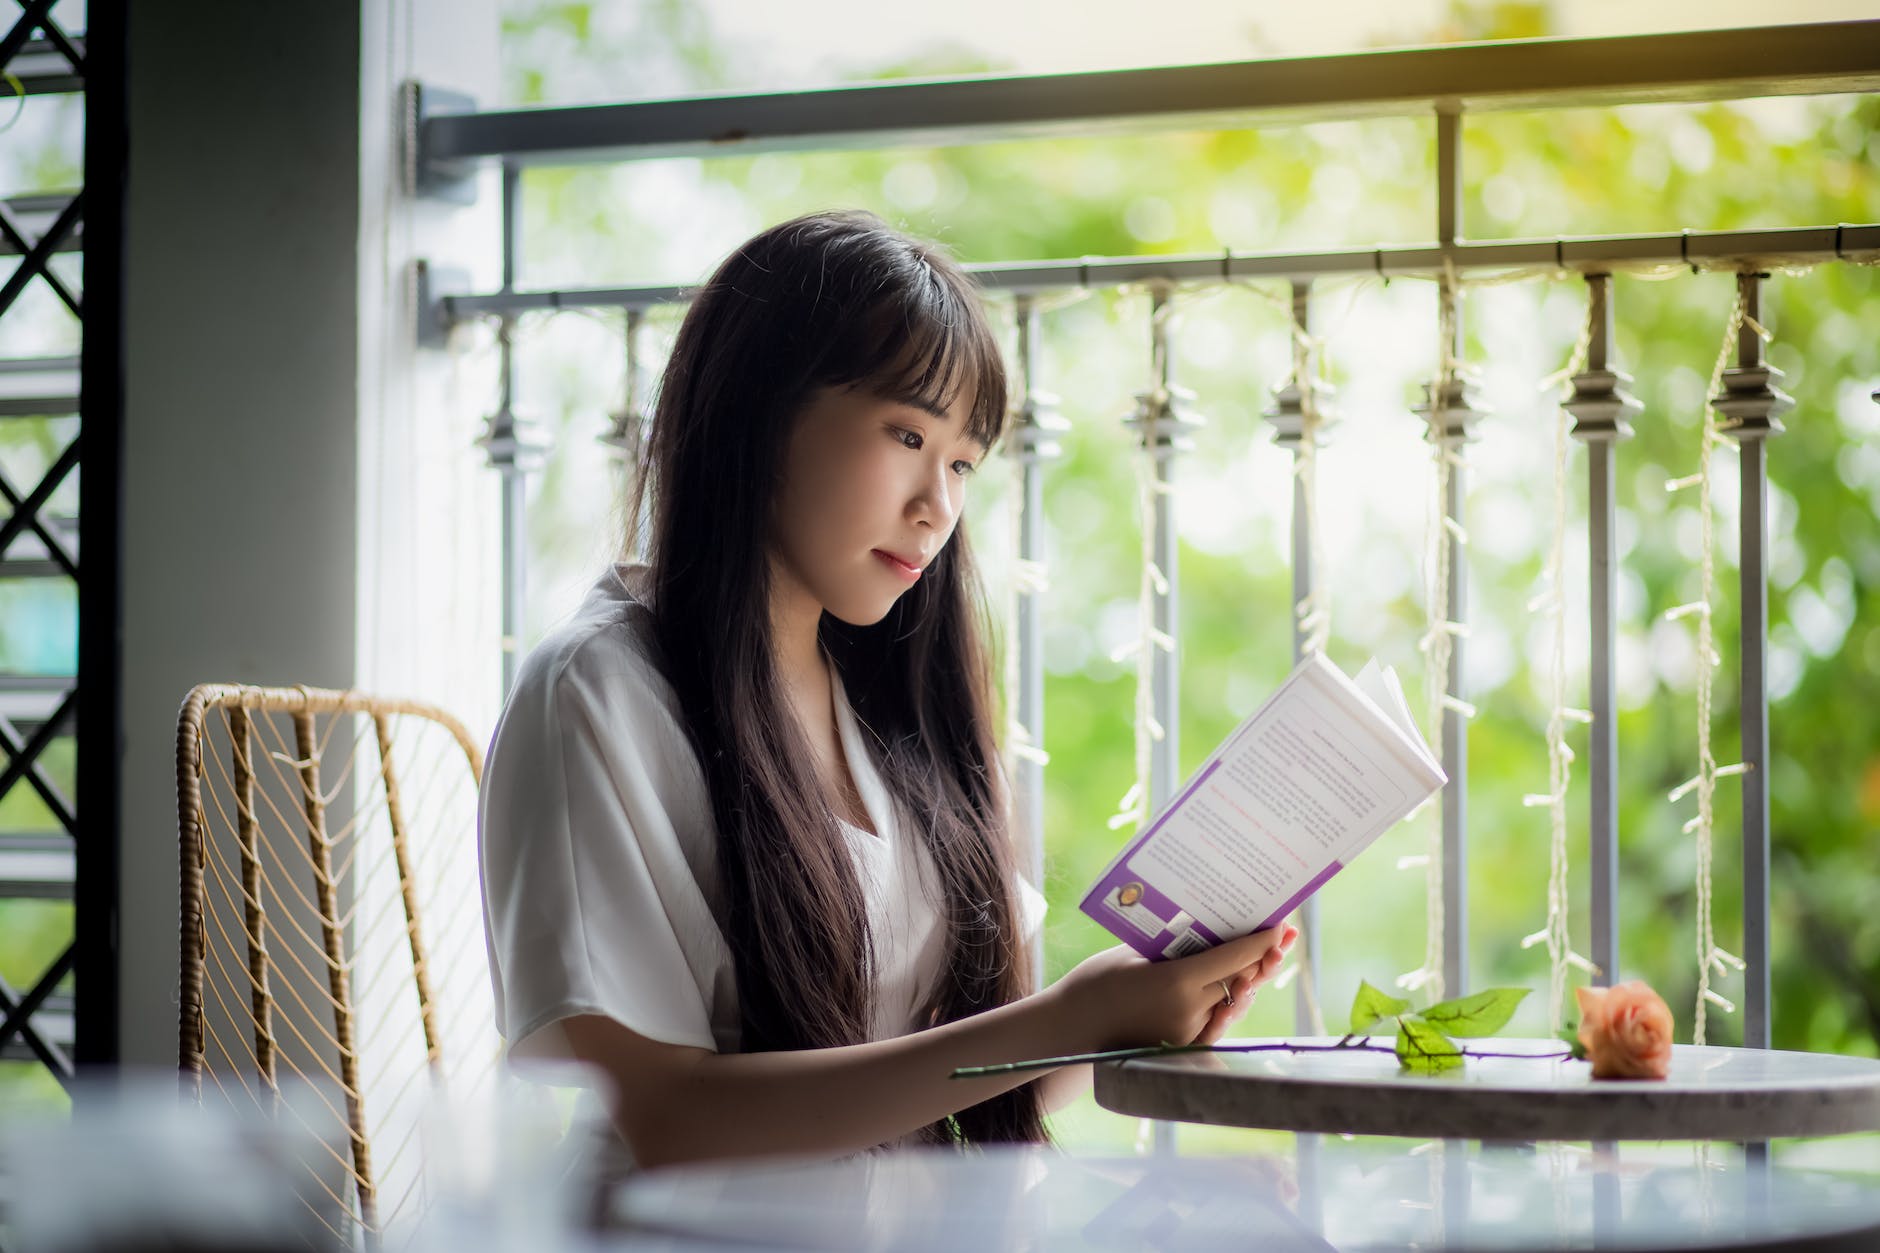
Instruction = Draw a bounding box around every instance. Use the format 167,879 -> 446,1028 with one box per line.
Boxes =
1094,1037 -> 1880,1141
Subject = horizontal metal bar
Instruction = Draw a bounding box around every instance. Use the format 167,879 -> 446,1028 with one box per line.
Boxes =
437,222 -> 1880,320
421,21 -> 1880,168
0,674 -> 76,696
0,832 -> 70,848
0,558 -> 72,580
0,356 -> 78,375
0,352 -> 79,416
0,677 -> 76,737
10,37 -> 86,97
0,833 -> 74,900
0,395 -> 79,418
0,882 -> 74,902
0,195 -> 84,257
442,280 -> 694,317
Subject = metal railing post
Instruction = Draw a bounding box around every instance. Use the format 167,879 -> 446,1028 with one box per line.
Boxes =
478,162 -> 550,695
1007,296 -> 1068,985
1713,272 -> 1792,1051
601,307 -> 654,561
1126,285 -> 1203,1155
1417,107 -> 1487,998
1565,274 -> 1640,989
1264,278 -> 1336,1028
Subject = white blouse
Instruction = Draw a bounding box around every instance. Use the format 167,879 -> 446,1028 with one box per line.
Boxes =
478,563 -> 1045,1070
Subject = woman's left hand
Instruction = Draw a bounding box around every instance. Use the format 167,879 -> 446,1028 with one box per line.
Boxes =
1195,924 -> 1298,1046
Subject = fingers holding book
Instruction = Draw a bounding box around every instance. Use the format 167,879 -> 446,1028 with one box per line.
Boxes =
1196,924 -> 1298,1045
1047,924 -> 1300,1053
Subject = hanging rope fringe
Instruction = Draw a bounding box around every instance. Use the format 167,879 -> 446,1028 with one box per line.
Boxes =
1399,262 -> 1473,1001
1006,721 -> 1051,767
1522,285 -> 1600,1033
1664,283 -> 1753,1046
1113,290 -> 1175,841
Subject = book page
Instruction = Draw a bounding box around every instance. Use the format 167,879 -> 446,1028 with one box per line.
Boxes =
1354,660 -> 1437,771
1082,653 -> 1446,959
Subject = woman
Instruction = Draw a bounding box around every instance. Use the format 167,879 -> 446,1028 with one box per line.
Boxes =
478,209 -> 1294,1170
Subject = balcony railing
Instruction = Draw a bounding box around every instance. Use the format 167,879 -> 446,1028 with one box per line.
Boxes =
410,19 -> 1880,1078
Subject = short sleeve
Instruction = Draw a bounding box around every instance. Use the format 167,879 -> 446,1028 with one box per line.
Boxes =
478,635 -> 728,1060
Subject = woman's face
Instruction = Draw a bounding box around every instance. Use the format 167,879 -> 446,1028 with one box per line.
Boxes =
770,381 -> 986,627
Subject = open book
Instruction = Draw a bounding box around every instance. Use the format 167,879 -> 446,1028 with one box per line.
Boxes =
1080,651 -> 1446,960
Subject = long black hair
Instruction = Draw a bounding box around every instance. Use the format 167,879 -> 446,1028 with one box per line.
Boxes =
627,210 -> 1045,1145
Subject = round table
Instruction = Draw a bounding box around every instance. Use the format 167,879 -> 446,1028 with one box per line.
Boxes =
1093,1037 -> 1880,1141
612,1142 -> 1880,1251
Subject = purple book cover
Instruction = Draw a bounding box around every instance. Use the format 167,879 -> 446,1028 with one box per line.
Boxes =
1077,654 -> 1443,961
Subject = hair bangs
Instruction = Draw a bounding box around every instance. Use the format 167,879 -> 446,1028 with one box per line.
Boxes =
828,261 -> 1009,452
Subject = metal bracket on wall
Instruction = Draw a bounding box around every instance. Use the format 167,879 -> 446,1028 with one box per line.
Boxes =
413,259 -> 471,349
407,81 -> 481,205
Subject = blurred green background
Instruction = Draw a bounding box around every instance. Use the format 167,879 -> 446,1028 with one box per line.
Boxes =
2,2 -> 1875,1151
489,0 -> 1880,1152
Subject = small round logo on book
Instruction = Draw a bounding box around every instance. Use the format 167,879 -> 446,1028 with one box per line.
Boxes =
1104,880 -> 1164,936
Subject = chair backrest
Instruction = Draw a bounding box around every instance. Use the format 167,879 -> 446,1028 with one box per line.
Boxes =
176,683 -> 496,1246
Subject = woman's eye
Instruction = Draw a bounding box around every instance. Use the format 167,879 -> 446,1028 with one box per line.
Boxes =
892,428 -> 923,450
951,460 -> 977,478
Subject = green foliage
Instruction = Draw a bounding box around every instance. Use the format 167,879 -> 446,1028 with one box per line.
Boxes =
1354,979 -> 1531,1069
1419,987 -> 1529,1037
1349,980 -> 1412,1034
1396,1015 -> 1467,1072
480,0 -> 1880,1153
498,2 -> 1880,1073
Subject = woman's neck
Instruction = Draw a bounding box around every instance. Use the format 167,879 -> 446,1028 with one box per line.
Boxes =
768,571 -> 874,831
768,565 -> 828,699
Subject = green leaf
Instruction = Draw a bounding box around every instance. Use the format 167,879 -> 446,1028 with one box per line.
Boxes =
1396,1017 -> 1464,1072
1558,1027 -> 1589,1061
1349,980 -> 1412,1035
1416,987 -> 1529,1038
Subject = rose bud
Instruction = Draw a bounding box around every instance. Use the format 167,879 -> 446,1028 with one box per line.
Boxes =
1574,981 -> 1675,1080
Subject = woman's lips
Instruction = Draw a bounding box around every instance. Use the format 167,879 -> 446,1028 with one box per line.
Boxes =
872,549 -> 922,581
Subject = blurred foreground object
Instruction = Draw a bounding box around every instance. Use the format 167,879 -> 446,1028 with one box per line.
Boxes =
4,1076 -> 351,1252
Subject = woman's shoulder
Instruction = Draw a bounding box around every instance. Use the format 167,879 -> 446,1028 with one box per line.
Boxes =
507,563 -> 680,727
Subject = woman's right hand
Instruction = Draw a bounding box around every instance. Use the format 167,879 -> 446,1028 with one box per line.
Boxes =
1046,926 -> 1296,1054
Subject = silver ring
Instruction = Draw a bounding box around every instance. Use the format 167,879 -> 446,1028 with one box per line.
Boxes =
1218,979 -> 1236,1007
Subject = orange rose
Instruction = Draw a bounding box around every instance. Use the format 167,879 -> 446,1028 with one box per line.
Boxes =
1574,981 -> 1674,1080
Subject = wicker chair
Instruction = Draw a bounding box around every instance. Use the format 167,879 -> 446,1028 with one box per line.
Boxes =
176,684 -> 495,1246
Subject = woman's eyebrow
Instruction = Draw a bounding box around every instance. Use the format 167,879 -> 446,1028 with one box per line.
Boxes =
882,392 -> 952,422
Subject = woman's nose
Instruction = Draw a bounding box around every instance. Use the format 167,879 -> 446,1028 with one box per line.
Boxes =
909,462 -> 958,530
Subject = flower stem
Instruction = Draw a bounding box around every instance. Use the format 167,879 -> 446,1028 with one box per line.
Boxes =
950,1039 -> 1575,1078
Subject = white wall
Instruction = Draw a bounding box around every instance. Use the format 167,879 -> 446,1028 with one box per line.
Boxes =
120,1 -> 502,1068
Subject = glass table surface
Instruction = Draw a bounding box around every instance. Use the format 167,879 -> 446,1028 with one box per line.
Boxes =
612,1140 -> 1880,1251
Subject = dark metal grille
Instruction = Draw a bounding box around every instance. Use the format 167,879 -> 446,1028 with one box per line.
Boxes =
0,0 -> 121,1097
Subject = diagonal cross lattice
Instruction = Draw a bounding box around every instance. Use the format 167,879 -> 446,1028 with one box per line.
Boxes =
0,458 -> 78,576
0,945 -> 75,1083
0,192 -> 83,318
0,437 -> 80,570
0,0 -> 89,1096
0,686 -> 78,836
0,0 -> 82,75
